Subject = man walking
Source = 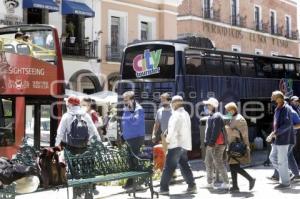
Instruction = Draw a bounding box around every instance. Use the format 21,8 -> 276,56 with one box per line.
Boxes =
158,95 -> 196,195
121,91 -> 145,189
267,91 -> 294,189
203,97 -> 229,189
152,93 -> 172,152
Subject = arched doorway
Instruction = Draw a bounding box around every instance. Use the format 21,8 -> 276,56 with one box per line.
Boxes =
69,70 -> 102,94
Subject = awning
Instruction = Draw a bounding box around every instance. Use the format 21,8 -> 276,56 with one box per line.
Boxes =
62,0 -> 95,18
23,0 -> 59,12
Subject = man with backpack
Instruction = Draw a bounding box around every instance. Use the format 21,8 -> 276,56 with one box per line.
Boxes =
56,96 -> 101,149
55,96 -> 101,199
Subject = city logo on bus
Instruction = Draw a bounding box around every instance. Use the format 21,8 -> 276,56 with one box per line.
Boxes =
133,49 -> 162,78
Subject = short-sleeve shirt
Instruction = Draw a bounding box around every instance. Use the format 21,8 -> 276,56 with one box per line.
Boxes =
155,106 -> 172,134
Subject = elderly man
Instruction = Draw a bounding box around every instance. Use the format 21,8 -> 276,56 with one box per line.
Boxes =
158,95 -> 196,195
203,97 -> 229,190
267,91 -> 294,189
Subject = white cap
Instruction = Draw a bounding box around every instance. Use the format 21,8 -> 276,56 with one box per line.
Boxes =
171,95 -> 183,102
291,96 -> 299,101
203,97 -> 219,108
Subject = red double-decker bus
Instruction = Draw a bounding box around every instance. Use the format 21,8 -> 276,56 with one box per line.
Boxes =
0,25 -> 64,158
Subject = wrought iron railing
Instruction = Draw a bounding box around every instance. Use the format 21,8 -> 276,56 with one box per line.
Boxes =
105,45 -> 126,62
61,38 -> 98,59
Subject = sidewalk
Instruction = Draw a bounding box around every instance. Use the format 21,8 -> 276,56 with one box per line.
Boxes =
17,150 -> 300,199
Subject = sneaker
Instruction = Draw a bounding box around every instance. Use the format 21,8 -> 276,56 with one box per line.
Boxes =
274,184 -> 291,189
185,185 -> 197,194
291,175 -> 300,182
217,183 -> 230,190
249,178 -> 256,190
229,187 -> 239,193
157,189 -> 169,195
266,176 -> 279,182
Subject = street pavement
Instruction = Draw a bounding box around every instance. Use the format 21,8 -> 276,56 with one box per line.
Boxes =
17,150 -> 300,199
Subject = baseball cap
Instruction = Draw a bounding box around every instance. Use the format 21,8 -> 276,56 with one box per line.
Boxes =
67,96 -> 80,106
203,97 -> 219,108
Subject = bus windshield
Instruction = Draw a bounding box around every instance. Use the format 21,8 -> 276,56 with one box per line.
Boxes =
0,27 -> 56,64
122,44 -> 175,80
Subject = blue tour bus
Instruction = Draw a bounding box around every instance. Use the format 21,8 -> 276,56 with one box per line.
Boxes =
117,37 -> 300,158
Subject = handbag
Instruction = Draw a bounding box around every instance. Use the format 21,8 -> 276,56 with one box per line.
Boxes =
228,128 -> 247,158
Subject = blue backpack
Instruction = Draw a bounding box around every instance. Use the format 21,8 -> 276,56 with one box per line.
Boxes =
67,114 -> 89,148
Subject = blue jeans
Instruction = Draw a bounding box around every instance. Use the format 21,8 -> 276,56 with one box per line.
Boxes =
160,147 -> 195,191
273,144 -> 300,178
126,136 -> 144,155
269,144 -> 290,185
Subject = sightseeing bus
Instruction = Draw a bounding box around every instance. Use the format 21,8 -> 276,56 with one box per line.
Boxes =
0,25 -> 64,158
117,37 -> 300,158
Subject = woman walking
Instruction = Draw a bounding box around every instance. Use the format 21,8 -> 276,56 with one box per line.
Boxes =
225,102 -> 256,192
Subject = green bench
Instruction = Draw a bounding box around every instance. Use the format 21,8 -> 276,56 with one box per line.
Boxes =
64,137 -> 158,199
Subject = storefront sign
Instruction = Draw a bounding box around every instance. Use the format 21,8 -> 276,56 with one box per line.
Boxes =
133,49 -> 162,78
203,22 -> 290,48
1,0 -> 22,25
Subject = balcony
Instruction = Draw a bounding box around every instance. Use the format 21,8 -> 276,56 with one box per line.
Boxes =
230,15 -> 246,27
253,21 -> 268,33
203,8 -> 220,22
105,45 -> 126,62
285,30 -> 299,40
61,38 -> 98,59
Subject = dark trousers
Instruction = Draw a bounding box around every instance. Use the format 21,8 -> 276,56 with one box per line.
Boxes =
160,147 -> 195,191
229,164 -> 253,188
125,136 -> 144,187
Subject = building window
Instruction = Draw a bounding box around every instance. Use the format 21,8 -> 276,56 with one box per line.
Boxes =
232,45 -> 241,52
107,10 -> 128,62
26,8 -> 48,24
203,0 -> 213,19
231,0 -> 239,25
138,15 -> 156,41
254,6 -> 261,31
255,49 -> 263,55
111,16 -> 121,47
270,10 -> 277,34
141,22 -> 149,40
285,15 -> 291,37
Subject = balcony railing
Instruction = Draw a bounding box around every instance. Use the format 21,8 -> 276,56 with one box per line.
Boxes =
106,45 -> 126,62
230,15 -> 246,27
203,8 -> 220,21
253,21 -> 268,33
61,38 -> 98,59
285,30 -> 299,40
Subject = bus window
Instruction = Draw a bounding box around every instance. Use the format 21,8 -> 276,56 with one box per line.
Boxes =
185,57 -> 206,75
272,63 -> 284,78
0,30 -> 57,64
122,44 -> 175,79
0,98 -> 15,146
256,62 -> 272,78
203,53 -> 223,75
25,104 -> 51,147
241,59 -> 255,77
296,63 -> 300,77
285,63 -> 296,78
223,55 -> 240,76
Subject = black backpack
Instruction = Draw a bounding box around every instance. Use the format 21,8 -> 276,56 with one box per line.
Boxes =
228,128 -> 247,159
67,114 -> 89,148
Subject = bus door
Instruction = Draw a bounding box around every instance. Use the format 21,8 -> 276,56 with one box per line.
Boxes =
25,98 -> 59,149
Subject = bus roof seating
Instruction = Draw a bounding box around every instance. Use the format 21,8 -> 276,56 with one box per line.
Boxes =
16,44 -> 31,55
3,44 -> 15,53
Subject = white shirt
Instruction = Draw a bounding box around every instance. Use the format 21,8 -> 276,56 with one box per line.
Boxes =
166,107 -> 192,150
